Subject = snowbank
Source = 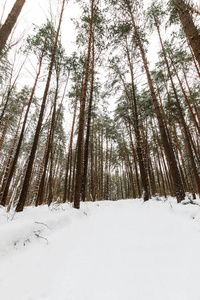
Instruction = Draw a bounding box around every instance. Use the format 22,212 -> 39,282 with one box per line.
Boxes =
1,196 -> 200,300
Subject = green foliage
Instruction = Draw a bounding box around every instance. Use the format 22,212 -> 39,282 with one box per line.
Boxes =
110,23 -> 133,39
146,0 -> 166,30
167,0 -> 180,25
23,20 -> 57,58
0,52 -> 11,86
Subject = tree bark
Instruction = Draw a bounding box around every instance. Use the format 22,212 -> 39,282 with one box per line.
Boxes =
0,105 -> 24,205
63,95 -> 77,203
15,0 -> 66,212
81,33 -> 95,202
0,50 -> 44,207
0,0 -> 26,54
0,113 -> 11,151
125,1 -> 185,202
36,84 -> 58,207
74,0 -> 94,209
155,21 -> 200,195
172,0 -> 200,68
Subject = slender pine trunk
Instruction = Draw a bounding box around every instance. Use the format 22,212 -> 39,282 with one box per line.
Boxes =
15,0 -> 66,212
125,2 -> 185,202
74,0 -> 94,209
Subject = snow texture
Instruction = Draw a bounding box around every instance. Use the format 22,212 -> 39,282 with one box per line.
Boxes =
1,196 -> 200,299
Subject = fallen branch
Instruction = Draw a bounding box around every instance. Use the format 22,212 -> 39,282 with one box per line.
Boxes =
35,221 -> 51,230
34,230 -> 48,244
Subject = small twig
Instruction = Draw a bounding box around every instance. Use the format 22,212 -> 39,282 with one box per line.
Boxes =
186,4 -> 200,16
34,230 -> 48,244
35,221 -> 51,230
190,200 -> 200,207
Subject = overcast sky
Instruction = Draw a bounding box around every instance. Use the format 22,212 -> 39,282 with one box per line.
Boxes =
1,0 -> 198,50
0,0 -> 80,56
1,0 -> 163,54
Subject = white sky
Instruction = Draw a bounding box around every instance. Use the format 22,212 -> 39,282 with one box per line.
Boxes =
0,0 -> 80,56
1,0 -> 198,53
0,0 -> 164,55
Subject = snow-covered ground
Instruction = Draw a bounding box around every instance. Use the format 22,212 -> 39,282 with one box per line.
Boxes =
1,197 -> 200,300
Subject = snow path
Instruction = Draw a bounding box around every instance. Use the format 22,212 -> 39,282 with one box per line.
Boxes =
1,199 -> 200,299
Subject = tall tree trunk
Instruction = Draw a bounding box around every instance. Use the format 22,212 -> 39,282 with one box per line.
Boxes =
172,0 -> 200,68
90,119 -> 95,201
100,128 -> 104,200
63,95 -> 78,203
0,113 -> 11,151
71,139 -> 78,203
0,57 -> 24,125
123,138 -> 136,198
67,150 -> 73,202
94,132 -> 98,200
15,0 -> 66,212
74,0 -> 94,209
182,67 -> 200,125
34,121 -> 51,206
81,33 -> 95,202
188,43 -> 200,78
0,105 -> 24,205
151,122 -> 167,198
0,50 -> 44,207
118,69 -> 149,200
104,136 -> 109,200
155,21 -> 200,195
36,75 -> 59,207
169,57 -> 200,135
126,121 -> 141,197
36,108 -> 55,206
0,0 -> 26,54
125,1 -> 185,202
125,39 -> 150,200
0,88 -> 12,124
173,122 -> 196,198
108,142 -> 112,200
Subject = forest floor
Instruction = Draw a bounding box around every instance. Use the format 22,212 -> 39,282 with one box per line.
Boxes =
1,196 -> 200,300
